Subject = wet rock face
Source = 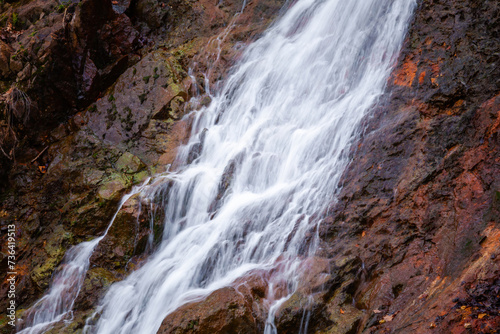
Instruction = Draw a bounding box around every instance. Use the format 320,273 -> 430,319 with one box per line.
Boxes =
156,269 -> 274,334
0,0 -> 141,180
157,287 -> 259,334
155,257 -> 363,334
0,0 -> 286,171
85,48 -> 192,166
392,0 -> 500,109
274,256 -> 364,334
314,0 -> 500,333
42,0 -> 137,121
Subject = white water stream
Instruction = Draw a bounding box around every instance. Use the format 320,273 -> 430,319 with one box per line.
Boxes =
18,181 -> 151,334
20,0 -> 415,333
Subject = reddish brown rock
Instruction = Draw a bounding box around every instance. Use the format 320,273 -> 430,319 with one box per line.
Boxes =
314,1 -> 500,333
157,287 -> 259,334
274,256 -> 363,333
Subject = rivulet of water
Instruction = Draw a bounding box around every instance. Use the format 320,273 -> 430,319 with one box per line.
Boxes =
21,0 -> 415,333
18,181 -> 151,334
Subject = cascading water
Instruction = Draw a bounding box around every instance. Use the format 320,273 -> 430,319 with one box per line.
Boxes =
18,182 -> 151,334
20,0 -> 415,333
88,1 -> 415,333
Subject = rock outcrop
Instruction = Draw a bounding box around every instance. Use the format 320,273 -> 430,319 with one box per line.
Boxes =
313,1 -> 500,333
158,287 -> 260,334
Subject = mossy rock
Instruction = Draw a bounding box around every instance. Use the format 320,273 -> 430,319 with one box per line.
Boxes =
97,173 -> 131,200
74,268 -> 118,310
31,226 -> 73,289
42,309 -> 94,334
44,225 -> 73,257
83,168 -> 105,186
115,151 -> 145,174
31,255 -> 62,290
132,169 -> 150,184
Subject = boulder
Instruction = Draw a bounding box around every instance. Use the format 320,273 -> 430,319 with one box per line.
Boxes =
157,287 -> 259,334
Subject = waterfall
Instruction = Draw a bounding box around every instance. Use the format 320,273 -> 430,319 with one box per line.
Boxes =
20,0 -> 415,333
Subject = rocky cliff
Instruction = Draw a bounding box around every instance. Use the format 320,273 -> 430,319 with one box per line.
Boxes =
0,0 -> 498,333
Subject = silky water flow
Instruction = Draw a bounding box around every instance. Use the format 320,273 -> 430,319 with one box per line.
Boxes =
19,0 -> 416,333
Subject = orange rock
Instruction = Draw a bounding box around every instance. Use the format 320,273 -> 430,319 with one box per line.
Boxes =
393,57 -> 417,87
418,71 -> 426,85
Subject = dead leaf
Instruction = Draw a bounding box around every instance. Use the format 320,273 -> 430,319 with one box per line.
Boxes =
362,231 -> 366,237
340,308 -> 344,314
379,320 -> 386,324
478,313 -> 487,319
383,314 -> 394,322
460,305 -> 467,310
373,309 -> 382,314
